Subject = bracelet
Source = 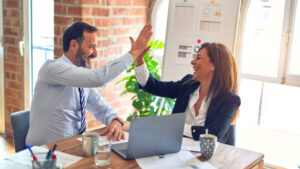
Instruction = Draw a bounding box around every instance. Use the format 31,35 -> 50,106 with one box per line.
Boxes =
112,117 -> 124,126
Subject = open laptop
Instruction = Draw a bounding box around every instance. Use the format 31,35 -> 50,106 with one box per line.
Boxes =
111,113 -> 186,160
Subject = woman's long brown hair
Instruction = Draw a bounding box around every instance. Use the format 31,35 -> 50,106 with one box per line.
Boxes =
200,43 -> 239,124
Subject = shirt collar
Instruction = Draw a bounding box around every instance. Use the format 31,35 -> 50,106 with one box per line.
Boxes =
61,55 -> 75,65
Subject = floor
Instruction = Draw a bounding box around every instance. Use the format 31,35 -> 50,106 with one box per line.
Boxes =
237,123 -> 300,169
0,134 -> 15,159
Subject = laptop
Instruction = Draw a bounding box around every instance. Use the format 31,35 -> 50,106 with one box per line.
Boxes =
111,113 -> 186,160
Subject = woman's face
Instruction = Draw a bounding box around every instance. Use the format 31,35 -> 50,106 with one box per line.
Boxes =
191,48 -> 215,82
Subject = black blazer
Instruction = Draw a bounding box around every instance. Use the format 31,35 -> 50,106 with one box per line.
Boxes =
140,74 -> 241,145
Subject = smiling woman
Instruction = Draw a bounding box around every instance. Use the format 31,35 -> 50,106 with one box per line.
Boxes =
135,42 -> 240,145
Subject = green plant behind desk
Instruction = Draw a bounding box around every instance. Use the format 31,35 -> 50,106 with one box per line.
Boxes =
117,40 -> 175,121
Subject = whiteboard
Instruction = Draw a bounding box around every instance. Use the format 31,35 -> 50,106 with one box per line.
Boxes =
161,0 -> 240,81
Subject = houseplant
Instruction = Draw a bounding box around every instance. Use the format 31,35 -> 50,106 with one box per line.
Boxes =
117,40 -> 175,121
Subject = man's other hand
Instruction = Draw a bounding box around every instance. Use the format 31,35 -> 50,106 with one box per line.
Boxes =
129,24 -> 153,59
100,119 -> 125,141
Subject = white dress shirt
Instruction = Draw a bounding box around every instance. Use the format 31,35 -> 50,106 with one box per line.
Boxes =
135,63 -> 211,138
26,53 -> 133,146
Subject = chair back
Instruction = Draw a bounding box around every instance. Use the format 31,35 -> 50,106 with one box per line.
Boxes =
10,110 -> 30,152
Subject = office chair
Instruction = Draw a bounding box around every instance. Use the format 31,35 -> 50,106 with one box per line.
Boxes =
10,110 -> 30,152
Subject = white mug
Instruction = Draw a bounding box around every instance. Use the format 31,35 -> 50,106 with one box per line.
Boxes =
82,132 -> 99,156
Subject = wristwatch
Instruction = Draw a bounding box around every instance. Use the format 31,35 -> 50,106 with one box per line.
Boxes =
112,117 -> 124,126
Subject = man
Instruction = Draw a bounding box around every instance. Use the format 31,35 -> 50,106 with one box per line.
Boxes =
26,22 -> 152,146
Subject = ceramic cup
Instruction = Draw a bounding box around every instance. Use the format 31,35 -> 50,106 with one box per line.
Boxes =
200,130 -> 217,159
82,132 -> 99,156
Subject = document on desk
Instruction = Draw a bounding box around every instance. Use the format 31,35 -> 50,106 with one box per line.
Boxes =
77,131 -> 129,146
136,151 -> 217,169
4,146 -> 82,168
181,137 -> 219,152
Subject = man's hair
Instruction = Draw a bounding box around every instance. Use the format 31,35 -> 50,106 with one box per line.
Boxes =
63,21 -> 98,52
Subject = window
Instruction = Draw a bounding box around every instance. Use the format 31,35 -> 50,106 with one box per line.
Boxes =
0,0 -> 5,133
151,0 -> 169,58
237,0 -> 300,168
24,0 -> 54,108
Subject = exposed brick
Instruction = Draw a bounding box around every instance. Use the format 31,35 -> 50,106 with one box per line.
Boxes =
117,37 -> 129,44
86,119 -> 103,129
11,19 -> 20,27
3,9 -> 7,17
113,27 -> 128,35
5,63 -> 21,72
92,8 -> 109,17
137,17 -> 147,24
107,0 -> 114,5
129,8 -> 146,16
4,27 -> 19,36
6,0 -> 19,8
108,18 -> 120,26
6,46 -> 20,55
6,81 -> 23,90
54,4 -> 67,15
98,40 -> 111,47
6,88 -> 18,98
95,18 -> 109,27
5,72 -> 10,79
115,0 -> 130,6
82,7 -> 91,16
133,0 -> 147,6
100,29 -> 109,37
78,0 -> 100,5
8,9 -> 20,17
6,97 -> 23,107
63,0 -> 77,3
113,8 -> 128,15
4,37 -> 15,45
68,6 -> 82,16
54,16 -> 72,25
123,18 -> 136,25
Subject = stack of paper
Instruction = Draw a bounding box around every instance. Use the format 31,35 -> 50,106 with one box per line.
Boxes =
3,146 -> 82,168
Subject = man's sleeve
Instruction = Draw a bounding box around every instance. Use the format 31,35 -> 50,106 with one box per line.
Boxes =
85,88 -> 118,126
41,53 -> 133,88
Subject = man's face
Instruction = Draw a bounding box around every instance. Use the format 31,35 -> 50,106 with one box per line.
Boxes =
74,31 -> 98,68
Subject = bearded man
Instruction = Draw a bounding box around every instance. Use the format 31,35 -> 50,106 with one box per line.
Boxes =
26,22 -> 152,146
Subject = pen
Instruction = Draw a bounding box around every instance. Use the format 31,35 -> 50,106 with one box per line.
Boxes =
46,144 -> 57,160
51,144 -> 57,153
26,144 -> 38,161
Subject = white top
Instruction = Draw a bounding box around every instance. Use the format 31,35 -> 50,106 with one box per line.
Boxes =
26,53 -> 133,146
135,63 -> 211,138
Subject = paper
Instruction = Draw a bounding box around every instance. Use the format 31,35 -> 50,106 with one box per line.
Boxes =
77,131 -> 129,146
4,146 -> 82,168
0,159 -> 31,169
172,4 -> 195,32
136,150 -> 217,169
199,0 -> 224,33
182,137 -> 200,152
181,137 -> 219,153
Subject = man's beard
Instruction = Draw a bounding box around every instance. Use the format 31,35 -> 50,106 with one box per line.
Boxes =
75,47 -> 90,68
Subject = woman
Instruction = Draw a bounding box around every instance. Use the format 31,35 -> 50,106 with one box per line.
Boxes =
135,42 -> 241,145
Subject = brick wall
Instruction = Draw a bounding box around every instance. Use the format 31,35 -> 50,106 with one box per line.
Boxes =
54,0 -> 148,130
3,0 -> 24,137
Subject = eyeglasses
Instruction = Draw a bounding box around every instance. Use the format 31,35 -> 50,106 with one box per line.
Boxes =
194,46 -> 200,53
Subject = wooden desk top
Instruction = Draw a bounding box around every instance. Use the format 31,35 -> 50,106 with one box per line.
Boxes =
46,127 -> 264,169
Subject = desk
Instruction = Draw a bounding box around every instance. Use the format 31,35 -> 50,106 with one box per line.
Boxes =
45,128 -> 264,169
